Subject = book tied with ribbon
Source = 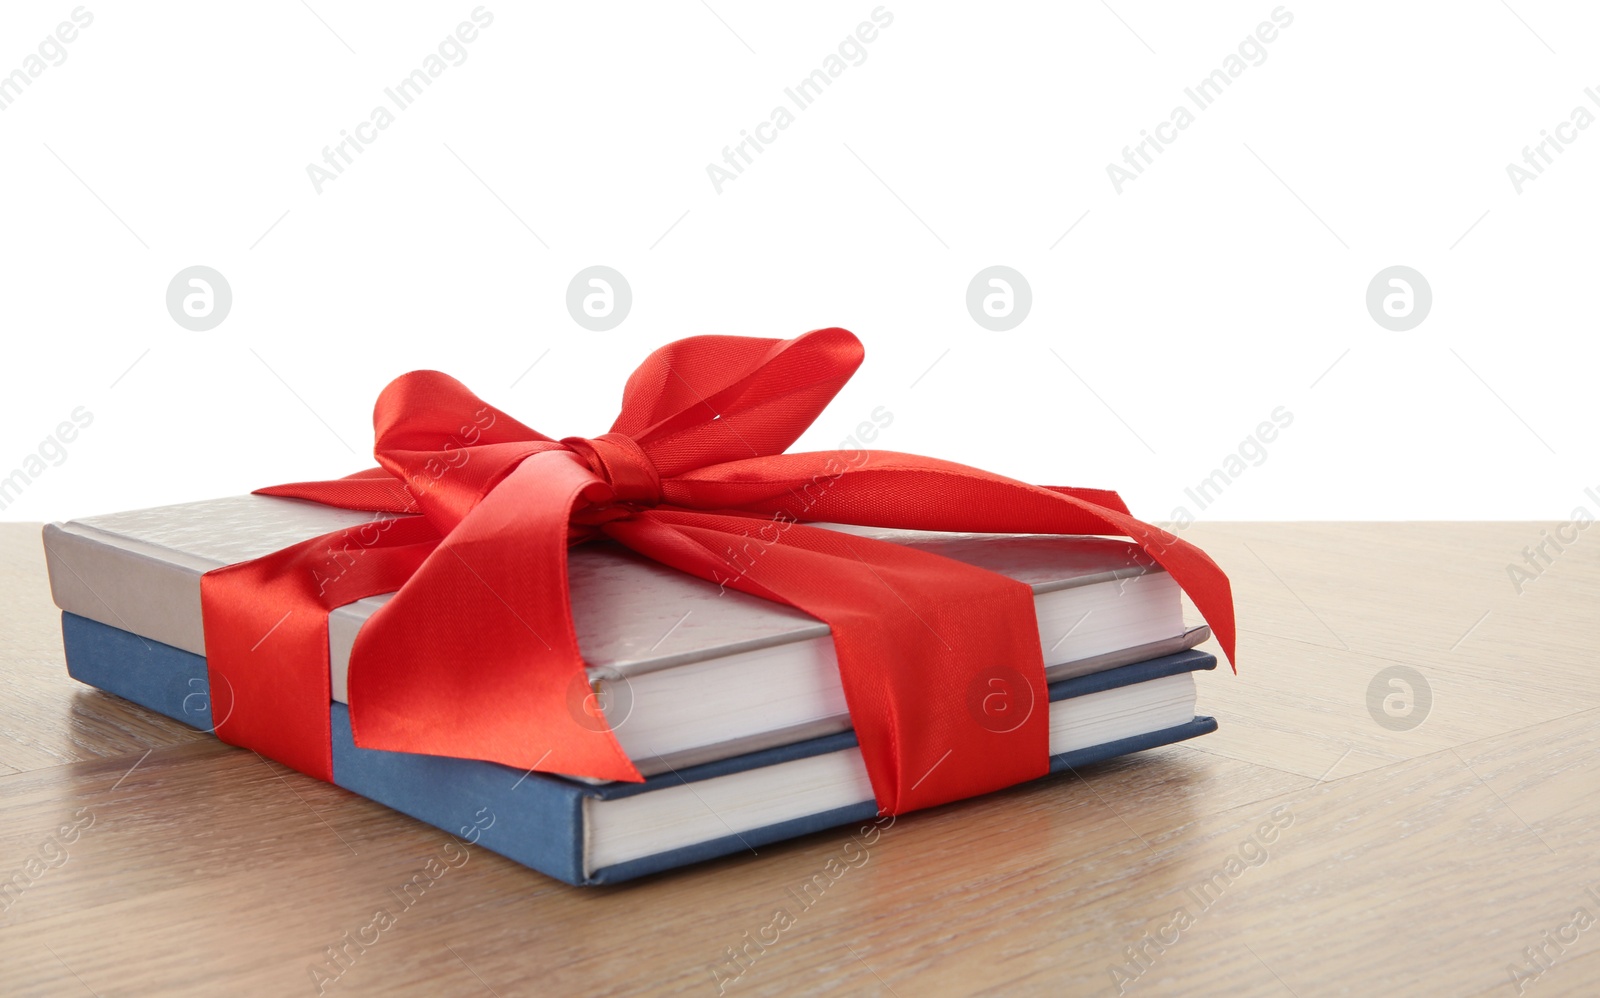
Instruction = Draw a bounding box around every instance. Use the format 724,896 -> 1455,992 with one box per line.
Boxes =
43,328 -> 1236,885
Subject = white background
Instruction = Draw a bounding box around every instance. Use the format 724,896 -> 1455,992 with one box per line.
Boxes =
1,1 -> 1594,524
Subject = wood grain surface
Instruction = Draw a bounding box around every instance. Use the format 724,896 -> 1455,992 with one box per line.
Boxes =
1,521 -> 1596,997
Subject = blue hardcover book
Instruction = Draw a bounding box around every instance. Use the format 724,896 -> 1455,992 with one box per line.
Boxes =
62,611 -> 1216,885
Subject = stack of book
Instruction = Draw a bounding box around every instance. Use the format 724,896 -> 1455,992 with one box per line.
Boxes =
44,494 -> 1218,885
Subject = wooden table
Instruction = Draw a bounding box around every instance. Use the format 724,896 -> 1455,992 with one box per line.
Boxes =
1,522 -> 1595,997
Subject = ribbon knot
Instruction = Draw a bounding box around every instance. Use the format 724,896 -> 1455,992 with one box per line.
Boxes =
562,432 -> 662,507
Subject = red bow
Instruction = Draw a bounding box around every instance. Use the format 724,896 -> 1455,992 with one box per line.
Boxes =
199,329 -> 1235,815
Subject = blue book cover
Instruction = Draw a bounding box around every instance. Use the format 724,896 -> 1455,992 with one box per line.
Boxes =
61,611 -> 1217,886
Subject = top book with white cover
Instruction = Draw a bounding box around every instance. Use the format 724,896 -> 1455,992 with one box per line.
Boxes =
43,494 -> 1207,776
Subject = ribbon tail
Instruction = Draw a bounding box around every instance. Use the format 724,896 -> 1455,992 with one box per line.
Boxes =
345,449 -> 642,783
255,471 -> 420,515
665,453 -> 1237,669
1041,485 -> 1130,515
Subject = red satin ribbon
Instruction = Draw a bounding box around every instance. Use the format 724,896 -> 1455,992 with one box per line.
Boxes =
198,329 -> 1235,815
